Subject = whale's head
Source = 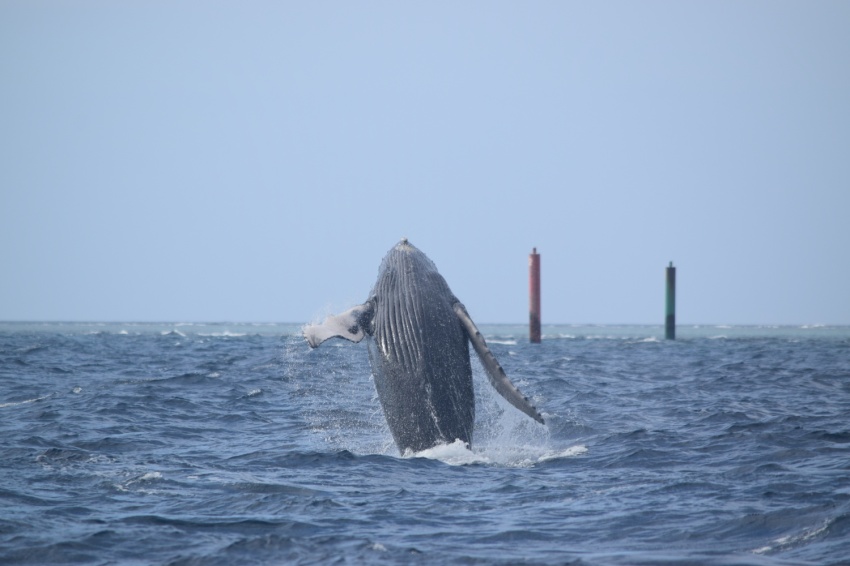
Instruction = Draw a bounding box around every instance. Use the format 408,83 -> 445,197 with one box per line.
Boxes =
375,238 -> 441,287
369,239 -> 458,360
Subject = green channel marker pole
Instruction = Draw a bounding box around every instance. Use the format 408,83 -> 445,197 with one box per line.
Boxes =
665,262 -> 676,340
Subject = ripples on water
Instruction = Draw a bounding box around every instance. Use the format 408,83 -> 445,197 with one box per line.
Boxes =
1,322 -> 849,565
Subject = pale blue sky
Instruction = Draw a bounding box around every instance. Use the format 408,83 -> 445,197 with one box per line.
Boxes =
2,2 -> 848,325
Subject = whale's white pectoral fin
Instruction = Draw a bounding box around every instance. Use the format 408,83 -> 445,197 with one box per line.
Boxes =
453,302 -> 546,425
303,303 -> 372,348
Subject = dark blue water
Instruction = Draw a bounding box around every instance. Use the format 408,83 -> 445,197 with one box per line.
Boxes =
2,322 -> 849,565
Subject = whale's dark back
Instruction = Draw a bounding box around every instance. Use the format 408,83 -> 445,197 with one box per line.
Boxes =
366,241 -> 474,453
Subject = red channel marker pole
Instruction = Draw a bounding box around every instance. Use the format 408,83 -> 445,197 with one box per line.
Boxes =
529,248 -> 541,343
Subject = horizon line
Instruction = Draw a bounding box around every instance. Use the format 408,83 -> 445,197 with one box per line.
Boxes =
0,320 -> 845,328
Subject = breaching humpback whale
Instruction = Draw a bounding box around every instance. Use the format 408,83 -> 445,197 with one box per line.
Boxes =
303,239 -> 545,454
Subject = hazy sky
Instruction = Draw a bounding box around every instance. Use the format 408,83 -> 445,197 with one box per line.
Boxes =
2,2 -> 848,325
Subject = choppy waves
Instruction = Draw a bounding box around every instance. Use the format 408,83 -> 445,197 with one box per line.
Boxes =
1,323 -> 849,564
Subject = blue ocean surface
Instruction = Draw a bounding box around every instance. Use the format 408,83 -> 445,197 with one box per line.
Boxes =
1,322 -> 849,565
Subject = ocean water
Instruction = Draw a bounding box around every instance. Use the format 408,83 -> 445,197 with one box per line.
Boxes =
1,321 -> 849,565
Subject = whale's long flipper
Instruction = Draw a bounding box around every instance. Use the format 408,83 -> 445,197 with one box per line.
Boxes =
304,303 -> 373,348
453,302 -> 545,424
